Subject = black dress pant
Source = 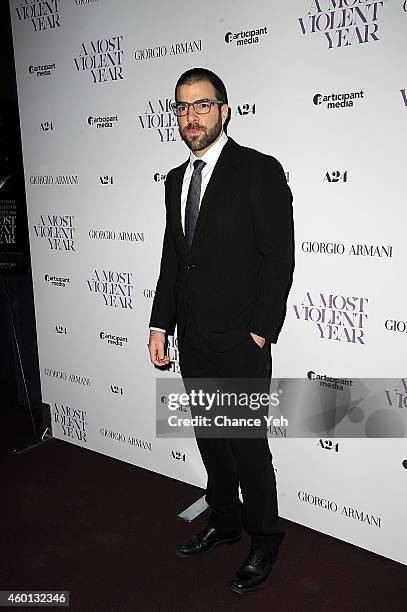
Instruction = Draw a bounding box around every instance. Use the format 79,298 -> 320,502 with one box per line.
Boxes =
178,307 -> 284,553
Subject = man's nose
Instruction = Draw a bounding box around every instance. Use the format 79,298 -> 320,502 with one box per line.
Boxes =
186,103 -> 199,121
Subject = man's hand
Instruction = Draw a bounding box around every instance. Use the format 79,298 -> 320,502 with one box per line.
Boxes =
250,331 -> 266,348
148,330 -> 171,366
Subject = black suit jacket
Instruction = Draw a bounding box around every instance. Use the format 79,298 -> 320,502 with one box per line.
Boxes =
149,137 -> 294,352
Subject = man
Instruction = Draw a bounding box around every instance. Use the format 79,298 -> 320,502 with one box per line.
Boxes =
148,68 -> 294,594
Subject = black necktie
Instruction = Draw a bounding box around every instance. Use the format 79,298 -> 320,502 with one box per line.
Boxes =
184,159 -> 206,250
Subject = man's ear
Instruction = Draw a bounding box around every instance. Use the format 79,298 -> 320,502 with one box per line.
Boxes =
221,104 -> 229,126
222,105 -> 231,132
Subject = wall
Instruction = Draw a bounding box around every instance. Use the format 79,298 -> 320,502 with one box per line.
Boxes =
9,0 -> 407,564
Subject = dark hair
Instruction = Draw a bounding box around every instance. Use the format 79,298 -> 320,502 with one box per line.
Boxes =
175,68 -> 228,104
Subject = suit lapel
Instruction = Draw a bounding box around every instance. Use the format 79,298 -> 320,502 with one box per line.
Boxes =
169,160 -> 188,257
191,138 -> 239,250
169,137 -> 239,256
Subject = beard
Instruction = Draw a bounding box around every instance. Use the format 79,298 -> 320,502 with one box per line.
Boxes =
180,112 -> 222,152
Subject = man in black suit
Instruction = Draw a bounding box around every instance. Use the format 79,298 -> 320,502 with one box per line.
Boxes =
148,68 -> 294,594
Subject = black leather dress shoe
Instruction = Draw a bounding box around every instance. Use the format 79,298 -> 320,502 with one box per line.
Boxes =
176,524 -> 241,558
231,548 -> 278,594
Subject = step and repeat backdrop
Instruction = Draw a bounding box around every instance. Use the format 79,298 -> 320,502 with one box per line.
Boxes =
9,0 -> 407,564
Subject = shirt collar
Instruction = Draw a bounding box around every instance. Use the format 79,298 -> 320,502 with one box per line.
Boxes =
188,131 -> 228,172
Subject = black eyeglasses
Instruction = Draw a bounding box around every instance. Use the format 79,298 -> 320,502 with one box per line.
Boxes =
171,98 -> 224,116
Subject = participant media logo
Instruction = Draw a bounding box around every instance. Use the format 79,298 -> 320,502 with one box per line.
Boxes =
74,35 -> 124,84
44,273 -> 70,288
293,292 -> 368,344
99,331 -> 128,347
313,90 -> 364,109
29,63 -> 56,77
15,0 -> 62,32
307,370 -> 353,391
88,115 -> 119,129
225,26 -> 268,47
298,1 -> 385,49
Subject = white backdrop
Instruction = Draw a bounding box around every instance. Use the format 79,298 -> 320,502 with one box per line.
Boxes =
9,0 -> 407,565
